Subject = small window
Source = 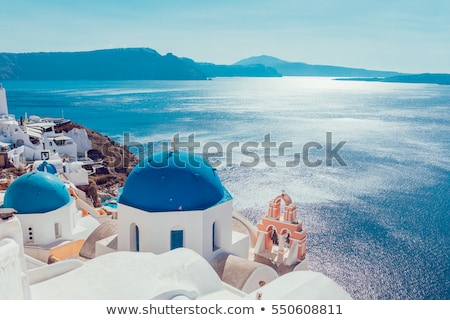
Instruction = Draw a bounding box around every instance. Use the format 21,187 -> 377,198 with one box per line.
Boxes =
130,223 -> 139,252
135,225 -> 140,252
212,222 -> 220,251
54,222 -> 61,238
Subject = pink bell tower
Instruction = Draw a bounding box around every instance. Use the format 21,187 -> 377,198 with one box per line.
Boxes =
253,191 -> 307,270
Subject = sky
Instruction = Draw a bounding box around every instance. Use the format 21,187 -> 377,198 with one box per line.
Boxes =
1,0 -> 449,73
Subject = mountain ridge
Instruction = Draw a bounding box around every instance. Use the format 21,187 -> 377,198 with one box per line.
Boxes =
2,48 -> 446,81
234,55 -> 402,77
0,48 -> 207,80
0,48 -> 283,80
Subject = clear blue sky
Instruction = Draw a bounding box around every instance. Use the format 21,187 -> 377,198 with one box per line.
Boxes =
1,0 -> 449,73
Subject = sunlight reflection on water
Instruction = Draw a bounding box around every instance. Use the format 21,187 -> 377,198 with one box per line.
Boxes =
4,77 -> 450,299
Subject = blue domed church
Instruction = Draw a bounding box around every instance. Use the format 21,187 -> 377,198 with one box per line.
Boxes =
0,150 -> 353,300
117,151 -> 249,262
3,171 -> 99,246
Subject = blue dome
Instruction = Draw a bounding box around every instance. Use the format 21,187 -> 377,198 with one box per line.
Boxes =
36,161 -> 57,174
4,172 -> 70,214
119,151 -> 228,212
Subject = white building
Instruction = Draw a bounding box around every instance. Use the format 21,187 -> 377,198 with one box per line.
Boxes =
0,150 -> 353,300
2,171 -> 99,249
0,84 -> 77,161
32,159 -> 89,186
0,213 -> 352,300
117,150 -> 249,262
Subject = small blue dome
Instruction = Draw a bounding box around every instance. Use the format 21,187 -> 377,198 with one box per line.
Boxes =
119,151 -> 228,212
4,171 -> 70,214
36,161 -> 57,174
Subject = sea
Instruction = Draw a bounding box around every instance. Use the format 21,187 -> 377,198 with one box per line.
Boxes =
2,77 -> 449,300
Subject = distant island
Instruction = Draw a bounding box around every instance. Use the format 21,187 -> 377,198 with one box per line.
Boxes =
0,48 -> 448,83
0,48 -> 281,80
335,73 -> 450,85
0,48 -> 207,80
234,55 -> 401,77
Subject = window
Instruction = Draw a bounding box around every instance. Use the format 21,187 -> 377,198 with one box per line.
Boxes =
212,222 -> 220,251
170,229 -> 184,250
135,226 -> 140,252
54,222 -> 61,238
130,223 -> 139,252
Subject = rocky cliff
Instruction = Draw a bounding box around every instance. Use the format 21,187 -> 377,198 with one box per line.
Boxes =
0,48 -> 207,80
